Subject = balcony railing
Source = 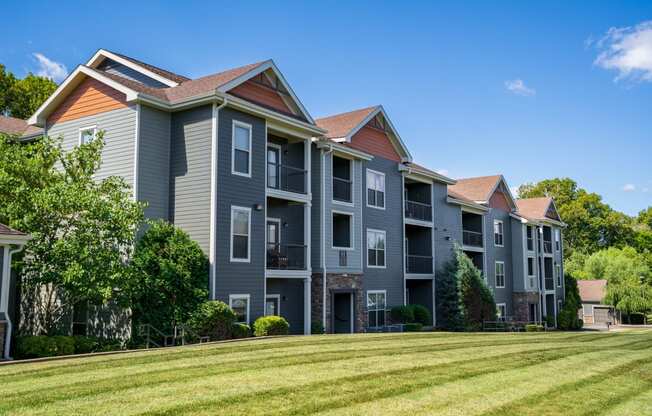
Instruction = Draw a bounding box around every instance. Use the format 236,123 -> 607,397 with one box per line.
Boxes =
266,243 -> 307,270
543,241 -> 553,254
406,255 -> 433,274
333,176 -> 352,203
267,163 -> 307,194
544,277 -> 555,291
405,200 -> 432,222
462,230 -> 483,247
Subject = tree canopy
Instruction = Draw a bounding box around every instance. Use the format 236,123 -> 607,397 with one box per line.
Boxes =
0,132 -> 144,334
0,65 -> 57,119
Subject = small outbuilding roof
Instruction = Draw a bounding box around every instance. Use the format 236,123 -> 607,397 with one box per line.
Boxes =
577,279 -> 608,303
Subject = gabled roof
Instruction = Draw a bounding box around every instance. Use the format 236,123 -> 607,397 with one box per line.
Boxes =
109,50 -> 190,83
516,197 -> 558,221
448,174 -> 517,209
315,105 -> 412,161
401,162 -> 456,185
0,115 -> 42,137
86,49 -> 187,87
577,279 -> 608,303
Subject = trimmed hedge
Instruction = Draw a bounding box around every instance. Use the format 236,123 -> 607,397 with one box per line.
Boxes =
311,321 -> 324,335
15,335 -> 122,359
231,323 -> 251,339
390,305 -> 414,324
253,316 -> 289,336
408,304 -> 432,326
525,324 -> 545,332
403,323 -> 423,332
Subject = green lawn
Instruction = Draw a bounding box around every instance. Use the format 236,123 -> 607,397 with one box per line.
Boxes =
2,330 -> 652,415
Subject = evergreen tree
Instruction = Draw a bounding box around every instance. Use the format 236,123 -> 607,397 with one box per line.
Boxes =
456,248 -> 496,330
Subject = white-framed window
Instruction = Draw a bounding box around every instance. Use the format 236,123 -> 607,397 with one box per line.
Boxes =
366,169 -> 385,209
229,294 -> 250,324
367,229 -> 386,268
232,120 -> 252,177
526,226 -> 534,251
494,220 -> 504,247
332,211 -> 353,250
495,261 -> 505,288
556,263 -> 562,287
79,126 -> 97,145
367,290 -> 386,327
527,257 -> 535,289
496,303 -> 507,321
230,206 -> 251,262
554,228 -> 561,251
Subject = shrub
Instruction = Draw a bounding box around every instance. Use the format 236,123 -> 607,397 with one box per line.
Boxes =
557,308 -> 583,330
544,315 -> 556,328
188,301 -> 237,341
391,305 -> 414,324
525,324 -> 544,332
403,323 -> 423,332
253,316 -> 290,336
311,321 -> 324,334
231,323 -> 251,339
15,335 -> 75,359
73,336 -> 99,354
408,304 -> 432,326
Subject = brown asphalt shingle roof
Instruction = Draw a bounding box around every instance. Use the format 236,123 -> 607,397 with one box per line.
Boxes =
577,279 -> 607,303
315,106 -> 378,139
515,197 -> 553,220
0,115 -> 42,137
448,175 -> 501,202
111,50 -> 190,84
0,223 -> 26,236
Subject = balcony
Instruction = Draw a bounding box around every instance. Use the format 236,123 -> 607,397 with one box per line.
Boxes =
543,241 -> 553,254
406,255 -> 433,274
405,200 -> 432,222
333,176 -> 352,203
266,243 -> 307,270
267,163 -> 307,194
463,230 -> 483,247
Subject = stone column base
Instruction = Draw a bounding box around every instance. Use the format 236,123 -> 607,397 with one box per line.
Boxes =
311,273 -> 366,333
512,292 -> 540,322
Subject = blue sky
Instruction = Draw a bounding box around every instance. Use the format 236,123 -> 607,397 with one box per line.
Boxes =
2,1 -> 651,215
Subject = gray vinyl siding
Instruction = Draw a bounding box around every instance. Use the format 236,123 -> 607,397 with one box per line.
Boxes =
324,153 -> 363,274
485,208 -> 513,314
310,145 -> 322,271
214,107 -> 266,321
362,157 -> 403,308
434,183 -> 462,273
511,219 -> 526,292
97,59 -> 169,88
46,106 -> 137,187
169,105 -> 212,253
266,278 -> 304,334
138,105 -> 171,220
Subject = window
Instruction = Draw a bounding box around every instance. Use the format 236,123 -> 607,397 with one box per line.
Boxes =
494,220 -> 504,246
229,295 -> 250,324
556,263 -> 562,287
554,229 -> 561,251
332,156 -> 352,203
79,126 -> 97,145
232,121 -> 252,176
526,226 -> 534,251
496,303 -> 507,321
332,211 -> 353,249
265,295 -> 280,316
367,229 -> 386,268
230,206 -> 251,262
495,261 -> 505,288
366,169 -> 385,209
527,257 -> 535,289
367,291 -> 386,327
71,301 -> 89,336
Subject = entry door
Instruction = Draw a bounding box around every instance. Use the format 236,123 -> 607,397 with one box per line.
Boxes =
265,295 -> 280,316
333,293 -> 353,333
267,147 -> 281,189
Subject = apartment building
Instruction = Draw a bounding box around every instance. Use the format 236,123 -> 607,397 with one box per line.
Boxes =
6,49 -> 565,335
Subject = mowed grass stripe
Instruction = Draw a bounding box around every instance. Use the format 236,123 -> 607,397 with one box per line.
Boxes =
601,386 -> 652,416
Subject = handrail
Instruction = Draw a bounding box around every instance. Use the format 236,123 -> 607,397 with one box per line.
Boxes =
333,176 -> 352,202
406,254 -> 433,274
405,200 -> 432,221
267,162 -> 307,194
266,243 -> 308,270
462,229 -> 483,247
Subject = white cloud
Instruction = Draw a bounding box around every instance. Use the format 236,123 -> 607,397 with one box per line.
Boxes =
623,184 -> 636,192
593,20 -> 652,82
504,79 -> 536,96
436,169 -> 449,177
32,53 -> 68,83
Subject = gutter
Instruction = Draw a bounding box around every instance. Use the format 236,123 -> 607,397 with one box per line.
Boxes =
210,96 -> 228,299
321,144 -> 334,329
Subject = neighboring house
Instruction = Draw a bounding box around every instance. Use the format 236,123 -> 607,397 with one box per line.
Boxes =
0,224 -> 30,359
17,48 -> 566,335
0,115 -> 43,139
577,279 -> 618,325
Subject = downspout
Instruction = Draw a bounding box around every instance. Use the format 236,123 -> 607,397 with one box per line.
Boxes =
3,245 -> 26,359
210,96 -> 228,299
321,144 -> 334,329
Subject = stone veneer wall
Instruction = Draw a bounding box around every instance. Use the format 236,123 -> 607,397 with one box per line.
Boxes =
512,292 -> 539,321
311,273 -> 367,333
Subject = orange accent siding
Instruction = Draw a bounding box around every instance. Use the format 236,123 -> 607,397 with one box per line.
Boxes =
229,80 -> 293,115
489,190 -> 512,212
349,125 -> 401,162
47,78 -> 127,125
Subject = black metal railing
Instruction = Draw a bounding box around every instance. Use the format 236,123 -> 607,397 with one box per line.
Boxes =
462,230 -> 483,247
266,243 -> 307,270
405,200 -> 432,221
406,255 -> 433,274
333,176 -> 352,203
267,163 -> 307,194
543,241 -> 553,254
